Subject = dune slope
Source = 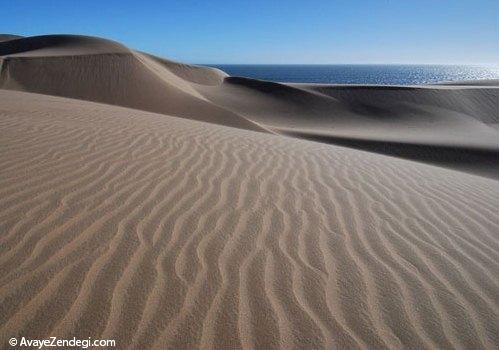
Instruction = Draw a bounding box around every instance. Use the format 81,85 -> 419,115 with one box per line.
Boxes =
198,78 -> 499,178
0,90 -> 498,349
0,35 -> 263,132
2,34 -> 499,178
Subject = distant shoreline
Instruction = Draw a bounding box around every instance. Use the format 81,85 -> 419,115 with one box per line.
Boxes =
205,64 -> 499,85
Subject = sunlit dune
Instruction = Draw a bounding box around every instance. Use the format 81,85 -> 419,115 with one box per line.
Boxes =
1,34 -> 498,349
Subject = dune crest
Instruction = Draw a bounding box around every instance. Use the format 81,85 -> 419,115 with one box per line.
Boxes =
2,34 -> 499,177
0,34 -> 263,133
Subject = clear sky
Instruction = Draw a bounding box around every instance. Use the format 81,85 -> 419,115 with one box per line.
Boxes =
3,0 -> 498,65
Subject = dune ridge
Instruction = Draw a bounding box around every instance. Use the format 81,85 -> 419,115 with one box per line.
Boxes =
2,34 -> 499,177
1,34 -> 499,349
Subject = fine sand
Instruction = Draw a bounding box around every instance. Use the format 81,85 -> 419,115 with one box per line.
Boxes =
1,34 -> 498,349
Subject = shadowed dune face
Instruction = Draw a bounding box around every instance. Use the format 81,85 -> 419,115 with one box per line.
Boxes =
1,34 -> 499,178
301,84 -> 499,124
1,90 -> 498,349
199,77 -> 499,178
0,34 -> 23,43
0,34 -> 129,57
0,35 -> 263,133
281,130 -> 499,179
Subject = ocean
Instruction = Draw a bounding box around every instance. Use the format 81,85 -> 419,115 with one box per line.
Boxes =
207,64 -> 499,85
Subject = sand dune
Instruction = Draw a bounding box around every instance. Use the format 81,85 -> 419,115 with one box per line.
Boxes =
0,35 -> 23,43
0,35 -> 263,132
1,34 -> 499,349
2,34 -> 498,177
199,78 -> 499,178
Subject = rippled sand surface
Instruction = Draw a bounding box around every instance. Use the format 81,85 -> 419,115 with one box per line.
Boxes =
1,34 -> 498,349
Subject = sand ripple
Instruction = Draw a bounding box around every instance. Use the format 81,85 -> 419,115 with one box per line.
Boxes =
1,90 -> 498,349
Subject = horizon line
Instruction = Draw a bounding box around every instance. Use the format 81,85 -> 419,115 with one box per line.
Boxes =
198,62 -> 499,67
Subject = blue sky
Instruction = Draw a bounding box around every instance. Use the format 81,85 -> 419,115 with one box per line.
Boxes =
3,0 -> 498,64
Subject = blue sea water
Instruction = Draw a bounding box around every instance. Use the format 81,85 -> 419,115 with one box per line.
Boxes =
207,64 -> 499,85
